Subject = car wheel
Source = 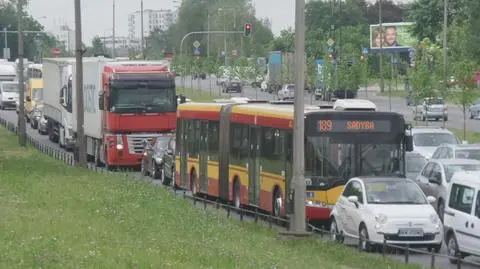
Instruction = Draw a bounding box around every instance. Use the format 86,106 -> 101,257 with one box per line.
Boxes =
170,168 -> 176,188
427,243 -> 442,253
272,189 -> 282,218
359,224 -> 374,252
330,218 -> 344,244
151,161 -> 161,179
233,180 -> 241,209
447,233 -> 460,264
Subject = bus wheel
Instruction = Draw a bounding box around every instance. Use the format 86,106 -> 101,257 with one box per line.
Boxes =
233,180 -> 241,209
272,189 -> 282,218
190,171 -> 198,195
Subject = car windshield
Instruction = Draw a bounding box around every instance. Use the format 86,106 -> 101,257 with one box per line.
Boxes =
154,137 -> 172,151
406,155 -> 427,174
455,149 -> 480,160
426,98 -> 444,105
365,180 -> 427,204
287,85 -> 295,91
444,164 -> 480,182
413,133 -> 458,147
2,83 -> 18,92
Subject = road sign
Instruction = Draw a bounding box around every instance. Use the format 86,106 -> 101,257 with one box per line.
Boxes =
232,50 -> 238,56
315,58 -> 324,75
193,47 -> 201,56
362,47 -> 369,55
193,40 -> 200,48
328,46 -> 333,53
51,48 -> 60,56
327,38 -> 335,46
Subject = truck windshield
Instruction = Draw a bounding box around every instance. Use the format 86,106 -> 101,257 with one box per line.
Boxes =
305,136 -> 404,190
2,83 -> 19,92
109,87 -> 176,113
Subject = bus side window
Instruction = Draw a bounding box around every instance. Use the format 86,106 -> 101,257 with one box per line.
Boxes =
230,123 -> 249,167
208,120 -> 220,161
261,127 -> 284,175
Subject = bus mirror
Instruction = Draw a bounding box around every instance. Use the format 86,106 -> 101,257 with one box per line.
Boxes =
405,135 -> 414,152
98,91 -> 104,110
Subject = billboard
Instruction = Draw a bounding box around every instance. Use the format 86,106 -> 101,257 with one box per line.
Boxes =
370,22 -> 416,50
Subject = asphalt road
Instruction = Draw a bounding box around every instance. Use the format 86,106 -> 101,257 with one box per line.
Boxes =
181,76 -> 479,133
2,90 -> 480,268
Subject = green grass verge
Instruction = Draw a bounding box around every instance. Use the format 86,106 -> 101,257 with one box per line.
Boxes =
0,127 -> 422,269
377,90 -> 409,98
177,87 -> 221,102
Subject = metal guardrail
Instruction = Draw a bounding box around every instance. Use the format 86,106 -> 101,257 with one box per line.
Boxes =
1,116 -> 479,268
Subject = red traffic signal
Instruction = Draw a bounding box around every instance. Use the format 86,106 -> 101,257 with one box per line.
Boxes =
244,23 -> 252,36
328,53 -> 333,60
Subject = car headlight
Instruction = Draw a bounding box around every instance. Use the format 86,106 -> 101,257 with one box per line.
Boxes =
375,213 -> 388,224
154,157 -> 163,164
429,213 -> 439,224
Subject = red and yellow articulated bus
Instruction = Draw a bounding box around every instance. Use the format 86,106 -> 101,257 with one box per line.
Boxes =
174,100 -> 412,226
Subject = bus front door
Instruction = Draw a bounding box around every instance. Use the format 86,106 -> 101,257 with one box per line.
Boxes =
180,120 -> 189,187
199,120 -> 209,193
248,126 -> 260,206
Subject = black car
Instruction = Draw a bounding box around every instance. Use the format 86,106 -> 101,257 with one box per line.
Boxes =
193,73 -> 206,80
161,137 -> 176,187
222,79 -> 242,93
140,134 -> 175,184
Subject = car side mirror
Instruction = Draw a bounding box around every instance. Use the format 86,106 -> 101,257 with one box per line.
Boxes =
347,195 -> 359,208
98,91 -> 104,110
427,196 -> 436,204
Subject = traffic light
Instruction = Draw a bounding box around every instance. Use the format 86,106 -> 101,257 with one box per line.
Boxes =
360,55 -> 365,62
328,53 -> 333,60
244,23 -> 252,37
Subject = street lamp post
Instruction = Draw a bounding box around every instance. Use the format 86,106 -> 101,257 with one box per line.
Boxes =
17,0 -> 26,147
217,8 -> 236,66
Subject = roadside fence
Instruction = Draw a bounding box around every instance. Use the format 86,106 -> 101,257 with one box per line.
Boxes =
1,116 -> 479,268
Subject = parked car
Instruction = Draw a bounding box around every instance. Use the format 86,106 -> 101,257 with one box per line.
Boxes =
193,73 -> 206,80
140,134 -> 175,182
469,98 -> 480,119
414,158 -> 480,221
412,97 -> 448,121
330,177 -> 443,253
411,127 -> 459,159
278,84 -> 295,100
406,151 -> 428,179
444,172 -> 480,264
221,78 -> 242,93
431,144 -> 480,161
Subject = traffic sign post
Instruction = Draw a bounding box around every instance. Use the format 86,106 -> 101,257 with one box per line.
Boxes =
327,38 -> 335,47
362,47 -> 369,55
193,47 -> 201,56
193,40 -> 200,48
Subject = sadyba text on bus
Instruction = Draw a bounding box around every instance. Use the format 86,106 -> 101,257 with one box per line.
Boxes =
174,100 -> 413,226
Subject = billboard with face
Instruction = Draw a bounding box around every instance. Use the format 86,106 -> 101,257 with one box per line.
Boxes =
370,22 -> 416,50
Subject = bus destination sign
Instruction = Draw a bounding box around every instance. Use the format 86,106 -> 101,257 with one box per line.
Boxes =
317,119 -> 391,132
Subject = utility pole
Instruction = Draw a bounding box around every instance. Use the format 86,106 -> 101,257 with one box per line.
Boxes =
290,0 -> 307,234
17,0 -> 26,147
140,0 -> 144,59
74,0 -> 86,167
223,13 -> 227,66
207,13 -> 210,58
379,0 -> 385,94
3,26 -> 8,59
112,0 -> 116,58
442,0 -> 448,128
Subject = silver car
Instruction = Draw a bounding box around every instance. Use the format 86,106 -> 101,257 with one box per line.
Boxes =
414,158 -> 480,221
469,98 -> 480,119
411,127 -> 459,159
412,97 -> 448,121
431,144 -> 480,161
278,84 -> 295,100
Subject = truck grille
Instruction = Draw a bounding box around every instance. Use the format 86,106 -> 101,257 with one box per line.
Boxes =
126,134 -> 156,155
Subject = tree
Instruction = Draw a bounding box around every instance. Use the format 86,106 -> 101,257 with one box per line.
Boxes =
452,59 -> 477,141
145,28 -> 170,60
90,36 -> 106,56
269,28 -> 294,52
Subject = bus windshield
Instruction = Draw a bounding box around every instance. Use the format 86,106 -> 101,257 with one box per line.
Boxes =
305,136 -> 404,190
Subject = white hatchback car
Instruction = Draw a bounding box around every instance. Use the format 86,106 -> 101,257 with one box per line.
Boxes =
330,177 -> 443,252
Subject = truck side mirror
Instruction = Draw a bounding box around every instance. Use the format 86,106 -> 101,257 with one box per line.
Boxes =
98,91 -> 104,110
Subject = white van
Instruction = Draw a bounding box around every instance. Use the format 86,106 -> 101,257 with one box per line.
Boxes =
443,171 -> 480,264
0,81 -> 20,109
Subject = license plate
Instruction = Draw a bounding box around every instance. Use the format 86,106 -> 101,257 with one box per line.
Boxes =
398,228 -> 424,237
